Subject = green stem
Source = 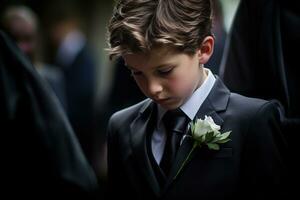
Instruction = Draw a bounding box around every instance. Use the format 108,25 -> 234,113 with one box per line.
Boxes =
173,142 -> 198,180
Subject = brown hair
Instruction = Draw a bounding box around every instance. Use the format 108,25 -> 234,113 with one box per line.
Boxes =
107,0 -> 212,59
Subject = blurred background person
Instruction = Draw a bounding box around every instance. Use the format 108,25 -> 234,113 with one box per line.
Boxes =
1,2 -> 105,197
1,5 -> 67,109
219,0 -> 299,120
0,29 -> 98,199
1,1 -> 111,197
44,2 -> 97,164
219,0 -> 299,194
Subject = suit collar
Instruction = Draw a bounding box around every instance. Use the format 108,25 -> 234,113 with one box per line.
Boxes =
192,76 -> 229,126
205,76 -> 230,113
138,98 -> 153,114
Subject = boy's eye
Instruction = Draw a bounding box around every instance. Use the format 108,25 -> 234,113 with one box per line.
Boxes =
157,67 -> 174,75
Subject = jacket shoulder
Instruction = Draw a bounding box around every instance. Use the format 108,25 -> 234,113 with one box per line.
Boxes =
227,93 -> 284,127
229,92 -> 282,113
108,98 -> 151,130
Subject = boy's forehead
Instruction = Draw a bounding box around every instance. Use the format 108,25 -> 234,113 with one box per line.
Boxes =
122,53 -> 154,69
123,46 -> 177,68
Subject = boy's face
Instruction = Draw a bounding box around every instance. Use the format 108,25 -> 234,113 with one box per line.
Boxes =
123,46 -> 205,110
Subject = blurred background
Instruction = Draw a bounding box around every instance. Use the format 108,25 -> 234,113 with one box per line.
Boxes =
0,0 -> 240,195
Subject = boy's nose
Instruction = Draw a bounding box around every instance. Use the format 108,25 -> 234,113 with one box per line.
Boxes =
147,78 -> 163,96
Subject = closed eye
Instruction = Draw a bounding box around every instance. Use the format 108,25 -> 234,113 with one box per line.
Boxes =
157,66 -> 174,76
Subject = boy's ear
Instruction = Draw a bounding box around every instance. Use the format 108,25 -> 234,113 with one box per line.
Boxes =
197,36 -> 214,64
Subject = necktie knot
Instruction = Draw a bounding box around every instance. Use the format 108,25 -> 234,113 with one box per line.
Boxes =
163,109 -> 189,135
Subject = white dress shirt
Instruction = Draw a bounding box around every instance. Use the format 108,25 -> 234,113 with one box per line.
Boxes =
151,68 -> 216,164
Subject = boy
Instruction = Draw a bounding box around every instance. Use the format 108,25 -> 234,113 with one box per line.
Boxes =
106,0 -> 287,199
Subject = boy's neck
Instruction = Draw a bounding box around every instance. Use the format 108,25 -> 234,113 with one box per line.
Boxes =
197,67 -> 208,89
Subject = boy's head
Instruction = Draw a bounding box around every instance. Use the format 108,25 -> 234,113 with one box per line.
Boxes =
107,0 -> 214,110
108,0 -> 213,59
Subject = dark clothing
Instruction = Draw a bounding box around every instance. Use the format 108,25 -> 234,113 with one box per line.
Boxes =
55,43 -> 96,161
107,77 -> 287,199
219,0 -> 300,119
37,64 -> 67,110
0,30 -> 98,198
219,0 -> 300,191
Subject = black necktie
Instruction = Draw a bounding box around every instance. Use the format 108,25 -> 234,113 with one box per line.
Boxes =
160,109 -> 189,176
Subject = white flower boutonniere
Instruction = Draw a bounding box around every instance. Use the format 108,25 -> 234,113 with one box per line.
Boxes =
191,115 -> 231,150
174,115 -> 231,179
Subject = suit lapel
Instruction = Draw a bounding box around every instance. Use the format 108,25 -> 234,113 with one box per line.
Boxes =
130,100 -> 161,196
164,77 -> 230,188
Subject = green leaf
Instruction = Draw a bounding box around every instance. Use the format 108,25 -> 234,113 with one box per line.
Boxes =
211,134 -> 222,143
207,143 -> 219,150
212,130 -> 219,137
219,131 -> 231,140
217,138 -> 231,144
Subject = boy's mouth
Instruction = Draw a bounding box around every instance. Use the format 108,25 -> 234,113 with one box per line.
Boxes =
155,98 -> 171,104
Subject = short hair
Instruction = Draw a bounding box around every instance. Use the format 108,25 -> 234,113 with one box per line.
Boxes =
107,0 -> 212,59
2,5 -> 38,32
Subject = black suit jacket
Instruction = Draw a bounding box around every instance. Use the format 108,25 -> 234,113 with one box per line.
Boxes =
107,77 -> 287,199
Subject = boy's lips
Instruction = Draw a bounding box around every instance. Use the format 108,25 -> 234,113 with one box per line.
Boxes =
155,98 -> 172,104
